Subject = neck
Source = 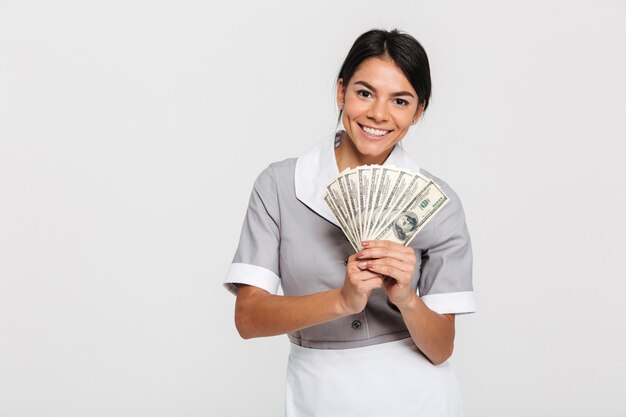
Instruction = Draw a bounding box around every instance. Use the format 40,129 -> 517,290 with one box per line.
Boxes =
333,131 -> 394,171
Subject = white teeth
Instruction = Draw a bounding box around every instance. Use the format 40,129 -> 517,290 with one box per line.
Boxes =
361,125 -> 389,136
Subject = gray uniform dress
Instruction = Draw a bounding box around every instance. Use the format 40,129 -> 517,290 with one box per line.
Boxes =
224,133 -> 476,416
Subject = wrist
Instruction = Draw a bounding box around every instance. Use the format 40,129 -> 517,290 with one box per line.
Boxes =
396,292 -> 420,313
332,288 -> 353,317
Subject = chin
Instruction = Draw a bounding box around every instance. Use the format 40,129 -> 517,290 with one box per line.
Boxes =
355,143 -> 388,158
352,136 -> 396,159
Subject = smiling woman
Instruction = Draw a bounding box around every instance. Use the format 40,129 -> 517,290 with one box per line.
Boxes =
334,31 -> 431,170
224,28 -> 476,417
335,57 -> 422,168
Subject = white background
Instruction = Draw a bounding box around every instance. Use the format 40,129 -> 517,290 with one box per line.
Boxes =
1,0 -> 626,416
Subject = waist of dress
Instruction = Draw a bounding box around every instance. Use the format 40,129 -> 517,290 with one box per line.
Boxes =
287,329 -> 412,349
289,336 -> 427,362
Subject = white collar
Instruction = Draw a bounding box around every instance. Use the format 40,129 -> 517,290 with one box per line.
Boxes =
294,131 -> 421,226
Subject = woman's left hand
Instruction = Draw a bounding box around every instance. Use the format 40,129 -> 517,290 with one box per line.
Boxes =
356,240 -> 417,309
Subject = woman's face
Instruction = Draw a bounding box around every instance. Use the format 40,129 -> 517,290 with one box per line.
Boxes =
337,56 -> 423,161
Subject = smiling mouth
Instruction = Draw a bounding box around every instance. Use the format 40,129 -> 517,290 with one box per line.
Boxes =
358,123 -> 391,138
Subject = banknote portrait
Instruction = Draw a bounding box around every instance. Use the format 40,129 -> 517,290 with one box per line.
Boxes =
393,211 -> 418,241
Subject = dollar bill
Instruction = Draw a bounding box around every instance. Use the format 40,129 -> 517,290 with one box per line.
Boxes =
368,167 -> 400,238
357,167 -> 372,243
324,192 -> 360,251
326,178 -> 357,245
373,180 -> 449,245
369,170 -> 429,239
363,165 -> 382,241
323,164 -> 449,250
343,169 -> 361,243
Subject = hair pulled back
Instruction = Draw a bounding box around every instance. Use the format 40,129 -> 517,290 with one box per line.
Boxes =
336,29 -> 432,124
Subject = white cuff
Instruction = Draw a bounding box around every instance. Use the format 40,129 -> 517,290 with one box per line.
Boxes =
223,263 -> 281,295
420,291 -> 477,314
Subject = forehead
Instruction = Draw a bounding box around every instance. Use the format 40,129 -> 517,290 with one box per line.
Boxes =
348,56 -> 415,93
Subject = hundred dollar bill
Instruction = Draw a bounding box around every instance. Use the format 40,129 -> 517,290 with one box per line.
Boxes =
337,173 -> 358,243
324,165 -> 449,250
368,167 -> 400,238
369,170 -> 429,239
343,169 -> 361,243
324,192 -> 360,251
373,180 -> 449,245
370,170 -> 412,234
326,177 -> 357,245
357,167 -> 372,243
363,165 -> 382,240
331,169 -> 355,235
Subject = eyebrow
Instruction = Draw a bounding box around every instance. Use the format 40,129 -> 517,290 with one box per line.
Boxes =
354,80 -> 415,98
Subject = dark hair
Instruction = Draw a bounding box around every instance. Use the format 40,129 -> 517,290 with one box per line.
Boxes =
336,28 -> 432,125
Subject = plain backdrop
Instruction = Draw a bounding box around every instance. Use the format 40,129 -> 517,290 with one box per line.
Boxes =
1,0 -> 626,416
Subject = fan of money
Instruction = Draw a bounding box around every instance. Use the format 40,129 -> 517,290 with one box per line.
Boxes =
324,165 -> 449,252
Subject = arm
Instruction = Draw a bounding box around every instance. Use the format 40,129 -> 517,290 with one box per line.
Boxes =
357,240 -> 455,365
235,285 -> 345,339
396,295 -> 455,366
234,255 -> 385,339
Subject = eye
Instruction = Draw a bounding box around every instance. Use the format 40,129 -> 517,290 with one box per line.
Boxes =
394,98 -> 409,106
356,89 -> 373,99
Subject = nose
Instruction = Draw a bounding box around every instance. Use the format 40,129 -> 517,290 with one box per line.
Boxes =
366,99 -> 388,123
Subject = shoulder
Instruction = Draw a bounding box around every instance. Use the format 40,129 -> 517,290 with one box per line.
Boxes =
419,168 -> 462,202
252,157 -> 297,191
267,157 -> 297,179
419,168 -> 469,232
256,157 -> 297,180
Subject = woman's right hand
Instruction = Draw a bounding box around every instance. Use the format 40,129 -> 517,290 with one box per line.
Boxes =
339,254 -> 384,315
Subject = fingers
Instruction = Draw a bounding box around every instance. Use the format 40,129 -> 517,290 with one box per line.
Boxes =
346,253 -> 364,273
367,262 -> 412,282
382,276 -> 397,291
348,254 -> 388,278
349,273 -> 384,292
358,257 -> 414,283
363,276 -> 384,292
357,240 -> 416,263
349,267 -> 384,281
362,240 -> 411,251
360,256 -> 412,273
354,240 -> 416,282
346,258 -> 384,290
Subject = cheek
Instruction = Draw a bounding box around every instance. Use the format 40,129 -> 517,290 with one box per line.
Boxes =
394,114 -> 414,129
391,107 -> 417,126
344,95 -> 374,114
340,113 -> 353,132
341,107 -> 363,132
343,102 -> 366,119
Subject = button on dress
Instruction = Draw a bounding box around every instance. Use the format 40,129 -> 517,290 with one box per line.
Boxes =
224,133 -> 477,416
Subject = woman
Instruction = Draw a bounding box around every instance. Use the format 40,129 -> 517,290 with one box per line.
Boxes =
224,28 -> 476,417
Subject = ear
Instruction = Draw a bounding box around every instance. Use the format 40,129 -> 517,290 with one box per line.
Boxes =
336,78 -> 346,109
412,101 -> 426,123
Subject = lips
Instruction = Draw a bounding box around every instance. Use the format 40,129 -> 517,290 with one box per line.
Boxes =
358,123 -> 391,138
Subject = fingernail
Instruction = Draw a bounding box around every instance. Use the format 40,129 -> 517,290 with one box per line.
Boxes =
358,261 -> 367,269
362,241 -> 370,247
356,252 -> 364,258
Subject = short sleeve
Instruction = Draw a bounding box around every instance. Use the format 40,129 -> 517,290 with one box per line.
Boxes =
223,165 -> 281,295
418,186 -> 477,314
